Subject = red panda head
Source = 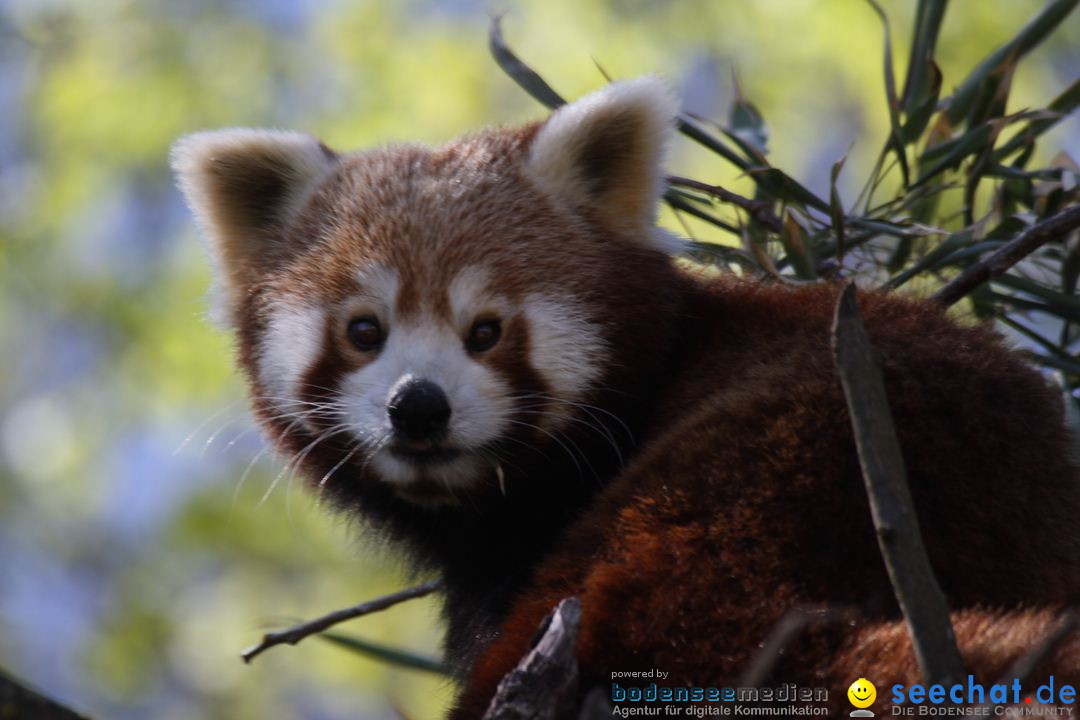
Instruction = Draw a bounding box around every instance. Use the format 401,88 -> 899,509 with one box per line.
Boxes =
172,77 -> 684,508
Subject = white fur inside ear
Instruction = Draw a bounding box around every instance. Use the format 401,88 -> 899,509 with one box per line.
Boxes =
526,76 -> 679,248
170,128 -> 337,324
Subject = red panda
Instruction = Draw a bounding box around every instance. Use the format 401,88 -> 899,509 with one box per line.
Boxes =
172,77 -> 1080,717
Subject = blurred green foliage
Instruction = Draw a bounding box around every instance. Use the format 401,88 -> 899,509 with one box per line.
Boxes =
0,1 -> 1077,719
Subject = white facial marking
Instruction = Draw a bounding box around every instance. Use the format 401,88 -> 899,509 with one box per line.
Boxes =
523,292 -> 605,426
259,303 -> 326,418
448,267 -> 510,328
303,268 -> 608,504
353,263 -> 399,312
337,267 -> 515,498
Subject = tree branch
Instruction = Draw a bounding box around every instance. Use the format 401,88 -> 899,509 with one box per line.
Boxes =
481,598 -> 582,720
933,204 -> 1080,307
241,580 -> 443,664
832,283 -> 966,686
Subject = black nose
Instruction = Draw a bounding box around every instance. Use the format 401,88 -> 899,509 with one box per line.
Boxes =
387,378 -> 452,442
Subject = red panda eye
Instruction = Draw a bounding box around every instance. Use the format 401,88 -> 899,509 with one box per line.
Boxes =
347,316 -> 383,351
466,320 -> 501,353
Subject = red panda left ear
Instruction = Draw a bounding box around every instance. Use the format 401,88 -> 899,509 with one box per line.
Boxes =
525,76 -> 680,250
170,129 -> 338,324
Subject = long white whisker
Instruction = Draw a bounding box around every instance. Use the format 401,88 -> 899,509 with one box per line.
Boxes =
175,400 -> 250,455
259,422 -> 353,507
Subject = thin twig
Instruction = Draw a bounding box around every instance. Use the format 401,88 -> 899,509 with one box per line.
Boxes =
481,597 -> 582,720
934,204 -> 1080,306
667,175 -> 784,234
832,283 -> 965,686
241,580 -> 443,664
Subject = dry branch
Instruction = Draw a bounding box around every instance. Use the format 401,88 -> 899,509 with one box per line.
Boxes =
481,597 -> 582,720
934,203 -> 1080,307
832,283 -> 965,686
241,580 -> 442,664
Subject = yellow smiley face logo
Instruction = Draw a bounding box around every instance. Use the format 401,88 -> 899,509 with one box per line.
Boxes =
847,678 -> 876,708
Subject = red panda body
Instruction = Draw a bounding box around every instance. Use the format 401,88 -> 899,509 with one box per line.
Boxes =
172,78 -> 1080,717
452,277 -> 1080,716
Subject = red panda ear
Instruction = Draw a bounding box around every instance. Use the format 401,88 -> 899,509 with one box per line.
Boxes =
525,76 -> 679,248
170,129 -> 338,323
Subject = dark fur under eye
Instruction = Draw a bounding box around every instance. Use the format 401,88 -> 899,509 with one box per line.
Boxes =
466,319 -> 501,353
348,316 -> 383,351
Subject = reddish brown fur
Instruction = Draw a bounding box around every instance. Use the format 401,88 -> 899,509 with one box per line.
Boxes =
450,280 -> 1080,717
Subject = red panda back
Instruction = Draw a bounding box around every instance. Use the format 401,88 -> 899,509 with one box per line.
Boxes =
450,279 -> 1080,716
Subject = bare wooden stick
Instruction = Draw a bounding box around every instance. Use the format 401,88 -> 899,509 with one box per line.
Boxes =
832,283 -> 965,686
241,580 -> 443,664
934,203 -> 1080,307
481,597 -> 582,720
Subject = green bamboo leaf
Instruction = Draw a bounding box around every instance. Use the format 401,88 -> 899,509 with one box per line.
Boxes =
963,76 -> 1015,225
886,231 -> 972,289
746,167 -> 830,213
913,123 -> 993,188
990,291 -> 1080,325
488,17 -> 566,110
919,131 -> 966,163
489,18 -> 758,178
319,633 -> 451,675
684,240 -> 761,271
982,165 -> 1064,181
993,77 -> 1080,164
678,115 -> 751,171
664,190 -> 740,235
998,315 -> 1080,373
900,0 -> 948,119
684,111 -> 768,167
829,155 -> 847,260
780,211 -> 817,279
729,72 -> 769,155
900,59 -> 942,143
944,0 -> 1079,125
984,214 -> 1032,241
865,0 -> 910,186
972,56 -> 1017,126
845,216 -> 938,238
993,274 -> 1080,317
740,225 -> 780,277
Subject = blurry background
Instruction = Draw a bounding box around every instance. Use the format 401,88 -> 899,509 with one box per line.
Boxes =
0,1 -> 1077,719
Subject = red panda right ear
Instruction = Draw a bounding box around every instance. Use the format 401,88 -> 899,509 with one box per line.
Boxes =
170,129 -> 338,323
525,76 -> 679,250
